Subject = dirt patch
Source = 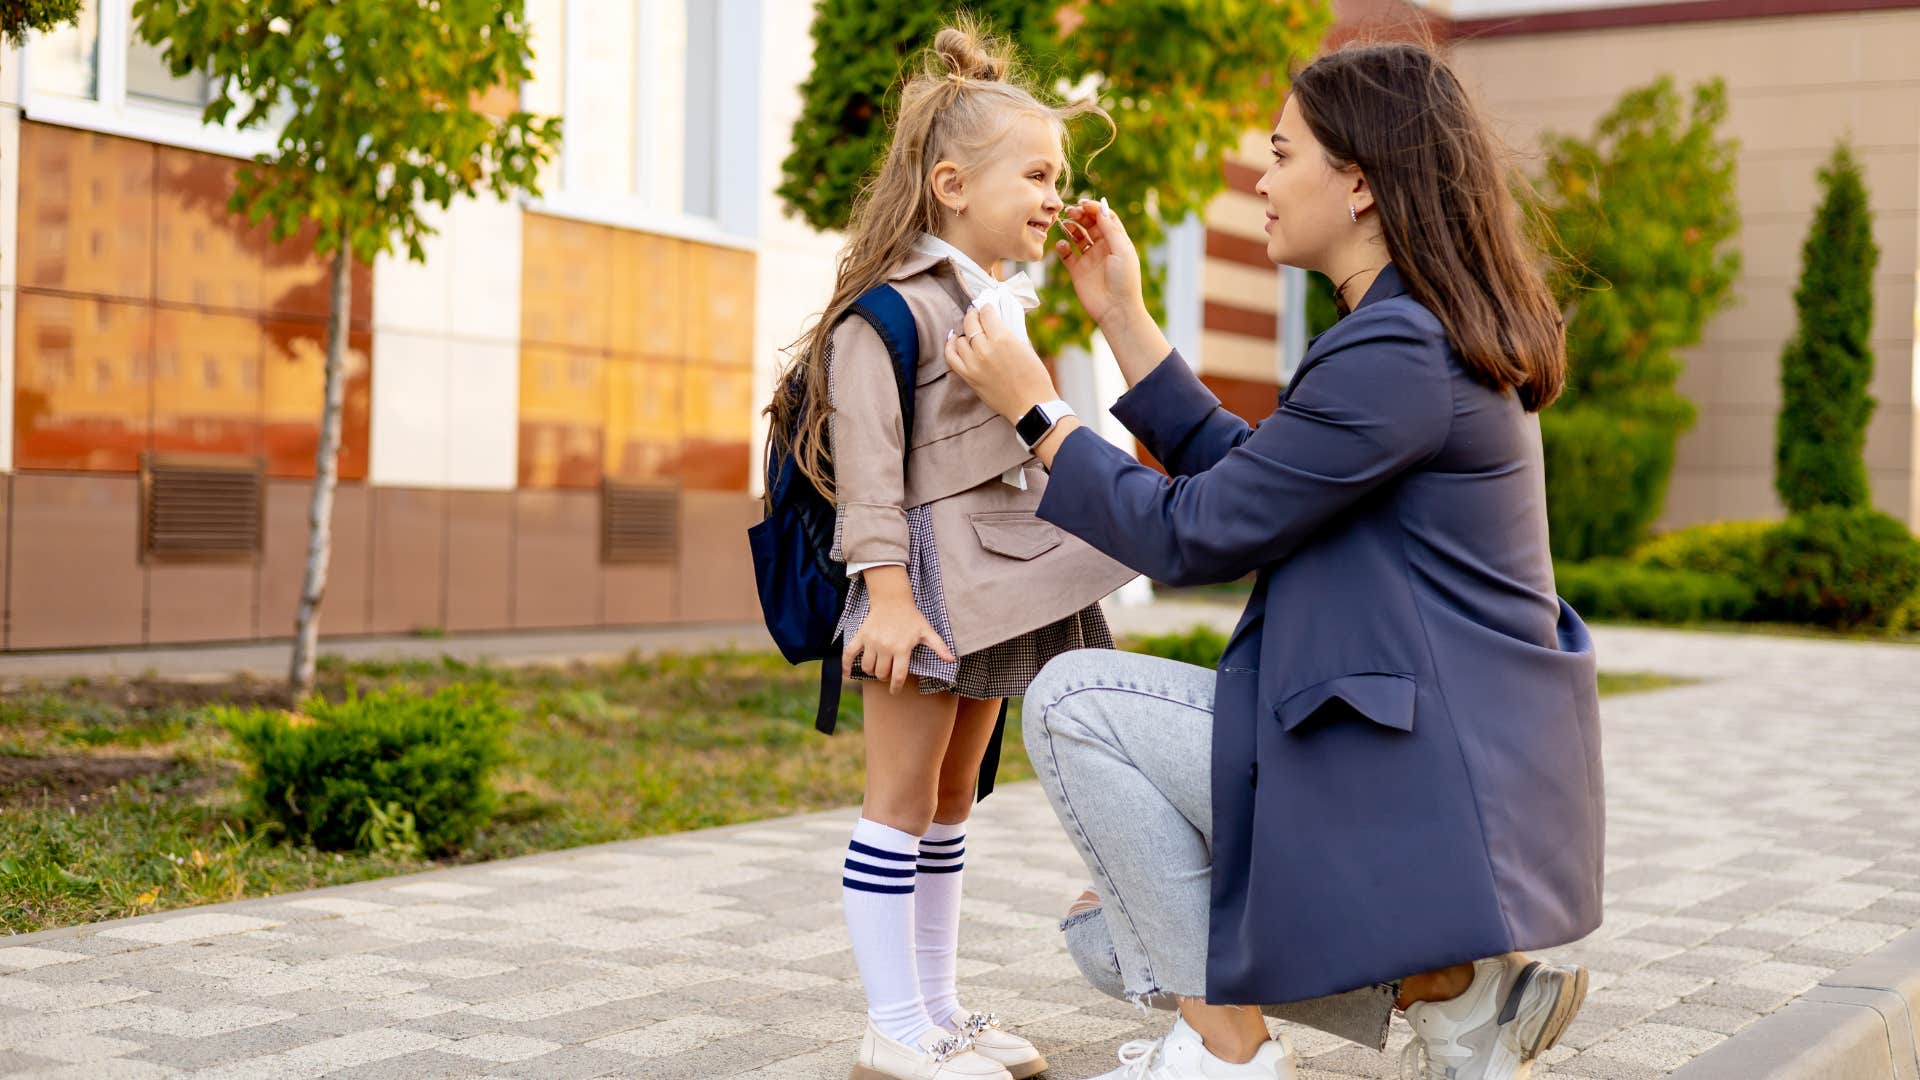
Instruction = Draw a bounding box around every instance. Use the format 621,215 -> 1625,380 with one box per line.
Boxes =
0,753 -> 183,809
54,676 -> 293,713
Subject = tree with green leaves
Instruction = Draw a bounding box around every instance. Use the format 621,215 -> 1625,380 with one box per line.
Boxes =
1776,141 -> 1878,513
0,0 -> 80,46
131,0 -> 562,694
779,0 -> 1330,357
1535,76 -> 1742,559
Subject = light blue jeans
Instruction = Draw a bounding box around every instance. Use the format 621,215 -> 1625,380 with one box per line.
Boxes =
1025,648 -> 1397,1051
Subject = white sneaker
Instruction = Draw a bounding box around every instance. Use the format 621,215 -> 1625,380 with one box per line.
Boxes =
1088,1015 -> 1295,1079
1399,957 -> 1589,1080
851,1019 -> 1013,1080
948,1011 -> 1047,1079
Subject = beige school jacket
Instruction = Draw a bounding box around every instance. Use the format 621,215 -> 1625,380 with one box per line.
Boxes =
827,250 -> 1137,655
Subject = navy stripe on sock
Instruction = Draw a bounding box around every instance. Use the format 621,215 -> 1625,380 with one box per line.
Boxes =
920,835 -> 966,847
843,877 -> 915,894
917,848 -> 964,860
848,840 -> 916,862
845,859 -> 916,878
916,862 -> 964,874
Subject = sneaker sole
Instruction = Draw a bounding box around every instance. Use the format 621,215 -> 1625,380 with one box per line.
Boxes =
1499,961 -> 1589,1060
1007,1055 -> 1047,1079
849,1064 -> 1021,1080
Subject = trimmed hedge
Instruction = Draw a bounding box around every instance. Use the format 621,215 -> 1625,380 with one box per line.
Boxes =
1753,506 -> 1920,629
1542,406 -> 1686,561
1632,520 -> 1773,581
219,684 -> 512,855
1124,626 -> 1229,671
1555,560 -> 1757,624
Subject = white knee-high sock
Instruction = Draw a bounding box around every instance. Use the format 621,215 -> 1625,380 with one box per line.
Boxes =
916,819 -> 967,1028
844,818 -> 933,1044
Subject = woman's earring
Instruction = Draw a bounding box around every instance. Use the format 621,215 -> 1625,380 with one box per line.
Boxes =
1349,205 -> 1358,224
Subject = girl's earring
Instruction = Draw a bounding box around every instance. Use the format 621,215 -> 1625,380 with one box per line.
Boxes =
1349,205 -> 1358,224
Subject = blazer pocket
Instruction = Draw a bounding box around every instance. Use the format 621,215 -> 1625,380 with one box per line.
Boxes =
1276,672 -> 1416,734
970,512 -> 1064,561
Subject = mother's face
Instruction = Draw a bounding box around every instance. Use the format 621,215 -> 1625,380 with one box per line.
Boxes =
1255,95 -> 1366,274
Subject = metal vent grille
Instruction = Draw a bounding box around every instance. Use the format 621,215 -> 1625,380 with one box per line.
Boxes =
140,453 -> 265,562
602,483 -> 679,564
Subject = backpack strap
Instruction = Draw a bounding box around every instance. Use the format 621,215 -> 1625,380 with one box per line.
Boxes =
814,284 -> 921,738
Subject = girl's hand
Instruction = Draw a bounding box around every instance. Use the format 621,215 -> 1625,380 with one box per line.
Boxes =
1056,198 -> 1146,329
845,573 -> 955,693
945,305 -> 1061,425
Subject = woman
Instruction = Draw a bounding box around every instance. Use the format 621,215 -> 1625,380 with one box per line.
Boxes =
942,43 -> 1602,1080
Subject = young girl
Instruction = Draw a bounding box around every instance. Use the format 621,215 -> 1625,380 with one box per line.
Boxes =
766,21 -> 1135,1080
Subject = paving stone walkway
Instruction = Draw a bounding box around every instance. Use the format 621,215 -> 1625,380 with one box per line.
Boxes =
2,621 -> 1918,1078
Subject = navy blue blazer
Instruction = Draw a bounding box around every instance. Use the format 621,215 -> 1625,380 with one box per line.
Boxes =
1038,264 -> 1603,1004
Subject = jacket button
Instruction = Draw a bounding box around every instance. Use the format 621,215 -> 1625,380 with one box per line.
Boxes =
1249,763 -> 1258,789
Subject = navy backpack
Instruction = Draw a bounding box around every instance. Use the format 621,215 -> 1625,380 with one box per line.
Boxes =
748,284 -> 1008,799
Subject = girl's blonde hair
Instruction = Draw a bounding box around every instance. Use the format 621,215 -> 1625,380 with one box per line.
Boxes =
765,17 -> 1110,504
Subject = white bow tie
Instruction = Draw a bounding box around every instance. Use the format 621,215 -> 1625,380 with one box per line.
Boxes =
912,235 -> 1041,489
912,235 -> 1041,344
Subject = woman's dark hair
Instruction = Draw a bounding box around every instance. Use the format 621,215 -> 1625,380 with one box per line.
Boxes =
1292,43 -> 1566,411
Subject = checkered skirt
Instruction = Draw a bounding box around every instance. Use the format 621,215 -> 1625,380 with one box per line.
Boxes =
835,504 -> 1113,699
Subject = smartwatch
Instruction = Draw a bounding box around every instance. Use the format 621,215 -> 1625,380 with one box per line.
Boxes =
1016,399 -> 1076,451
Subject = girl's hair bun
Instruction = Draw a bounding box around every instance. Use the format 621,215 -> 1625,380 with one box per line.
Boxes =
933,24 -> 1009,82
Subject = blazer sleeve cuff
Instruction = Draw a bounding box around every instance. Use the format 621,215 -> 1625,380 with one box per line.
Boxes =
1109,350 -> 1222,459
1037,426 -> 1132,537
838,502 -> 910,567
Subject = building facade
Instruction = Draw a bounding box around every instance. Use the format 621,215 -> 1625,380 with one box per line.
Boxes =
1,0 -> 1916,652
0,0 -> 824,652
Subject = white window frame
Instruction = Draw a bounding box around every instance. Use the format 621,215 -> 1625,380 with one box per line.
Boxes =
526,0 -> 761,249
19,0 -> 279,161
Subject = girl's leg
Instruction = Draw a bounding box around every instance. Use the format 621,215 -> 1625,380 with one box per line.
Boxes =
916,695 -> 1003,1028
846,678 -> 960,1047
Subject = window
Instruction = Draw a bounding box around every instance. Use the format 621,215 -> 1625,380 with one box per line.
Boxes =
525,0 -> 760,247
23,0 -> 274,160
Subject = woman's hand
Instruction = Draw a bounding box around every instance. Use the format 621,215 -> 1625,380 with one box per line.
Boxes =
1057,198 -> 1146,329
844,567 -> 954,694
945,305 -> 1061,425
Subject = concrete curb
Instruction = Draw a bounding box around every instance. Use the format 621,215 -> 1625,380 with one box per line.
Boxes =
1670,927 -> 1920,1079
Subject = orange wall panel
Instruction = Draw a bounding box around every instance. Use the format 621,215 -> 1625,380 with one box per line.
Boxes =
17,123 -> 155,303
13,293 -> 153,472
152,308 -> 264,458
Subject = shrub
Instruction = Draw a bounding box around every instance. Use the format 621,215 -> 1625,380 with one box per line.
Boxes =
1555,560 -> 1757,624
1776,141 -> 1879,513
1536,76 -> 1740,559
1542,406 -> 1686,560
219,684 -> 512,855
1752,507 -> 1920,629
1124,626 -> 1229,670
1633,520 -> 1774,581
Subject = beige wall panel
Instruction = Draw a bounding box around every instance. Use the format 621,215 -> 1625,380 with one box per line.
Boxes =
444,490 -> 513,633
5,473 -> 143,649
148,563 -> 254,645
1198,330 -> 1280,384
369,488 -> 449,635
1738,148 -> 1920,219
511,489 -> 598,629
259,481 -> 371,639
1204,189 -> 1273,242
1203,260 -> 1282,313
602,564 -> 675,625
678,491 -> 760,624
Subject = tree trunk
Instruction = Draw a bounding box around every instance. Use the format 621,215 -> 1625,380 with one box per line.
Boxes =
289,245 -> 352,696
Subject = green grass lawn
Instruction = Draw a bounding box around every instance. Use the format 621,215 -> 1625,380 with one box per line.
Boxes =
1,642 -> 1677,935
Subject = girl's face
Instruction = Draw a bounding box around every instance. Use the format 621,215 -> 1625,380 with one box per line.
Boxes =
939,114 -> 1067,268
1256,95 -> 1370,273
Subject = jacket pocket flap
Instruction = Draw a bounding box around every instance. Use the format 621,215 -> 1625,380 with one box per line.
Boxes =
1276,672 -> 1415,733
970,512 -> 1063,561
